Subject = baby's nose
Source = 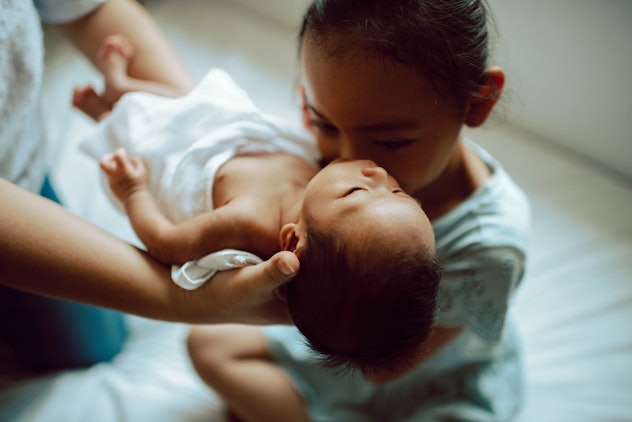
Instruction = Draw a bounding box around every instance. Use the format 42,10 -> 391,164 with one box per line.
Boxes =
361,164 -> 388,181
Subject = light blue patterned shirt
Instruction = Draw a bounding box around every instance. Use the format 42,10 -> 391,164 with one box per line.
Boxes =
265,140 -> 531,421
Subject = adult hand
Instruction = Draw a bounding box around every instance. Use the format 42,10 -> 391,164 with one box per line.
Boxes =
181,251 -> 299,325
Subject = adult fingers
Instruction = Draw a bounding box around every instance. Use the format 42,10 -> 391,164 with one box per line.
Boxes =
266,250 -> 300,287
183,251 -> 299,325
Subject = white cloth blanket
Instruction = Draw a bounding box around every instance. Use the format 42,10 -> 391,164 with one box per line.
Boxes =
80,69 -> 319,289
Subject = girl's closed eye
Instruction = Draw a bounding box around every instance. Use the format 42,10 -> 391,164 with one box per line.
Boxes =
372,139 -> 413,151
309,119 -> 337,133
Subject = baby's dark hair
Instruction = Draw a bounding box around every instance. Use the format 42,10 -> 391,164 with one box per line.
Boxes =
286,224 -> 441,377
299,0 -> 494,112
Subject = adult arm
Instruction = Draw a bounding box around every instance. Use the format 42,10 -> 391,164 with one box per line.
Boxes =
0,179 -> 295,325
55,0 -> 196,93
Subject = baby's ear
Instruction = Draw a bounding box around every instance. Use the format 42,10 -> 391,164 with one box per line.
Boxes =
465,67 -> 505,127
279,223 -> 304,253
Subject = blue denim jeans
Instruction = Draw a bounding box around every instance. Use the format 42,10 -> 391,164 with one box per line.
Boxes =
0,177 -> 128,371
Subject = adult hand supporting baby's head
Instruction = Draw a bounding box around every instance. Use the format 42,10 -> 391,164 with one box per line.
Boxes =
180,251 -> 298,325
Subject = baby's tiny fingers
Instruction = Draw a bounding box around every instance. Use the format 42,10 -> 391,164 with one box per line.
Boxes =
111,149 -> 135,171
99,153 -> 116,172
128,155 -> 146,171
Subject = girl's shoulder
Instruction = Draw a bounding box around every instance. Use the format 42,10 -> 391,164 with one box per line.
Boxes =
432,141 -> 530,343
433,140 -> 530,253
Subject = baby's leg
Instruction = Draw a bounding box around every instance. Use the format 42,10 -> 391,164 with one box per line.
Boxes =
99,34 -> 189,102
71,35 -> 135,121
73,34 -> 188,121
187,324 -> 310,422
96,34 -> 137,108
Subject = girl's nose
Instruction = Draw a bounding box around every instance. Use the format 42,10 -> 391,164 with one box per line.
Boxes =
339,137 -> 369,160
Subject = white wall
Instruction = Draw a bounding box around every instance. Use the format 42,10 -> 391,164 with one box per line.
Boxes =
229,0 -> 310,30
490,1 -> 632,181
231,0 -> 632,181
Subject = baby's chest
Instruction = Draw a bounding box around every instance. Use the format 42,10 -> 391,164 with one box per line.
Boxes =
212,154 -> 288,207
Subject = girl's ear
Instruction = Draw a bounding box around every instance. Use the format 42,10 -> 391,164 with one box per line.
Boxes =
465,67 -> 505,128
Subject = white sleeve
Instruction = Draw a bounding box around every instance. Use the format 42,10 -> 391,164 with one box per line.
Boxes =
35,0 -> 105,24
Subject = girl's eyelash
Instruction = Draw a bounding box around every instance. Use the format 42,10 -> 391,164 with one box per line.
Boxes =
309,119 -> 411,150
309,119 -> 336,131
373,140 -> 413,150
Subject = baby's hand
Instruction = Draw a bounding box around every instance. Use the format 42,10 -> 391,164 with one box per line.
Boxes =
99,148 -> 149,202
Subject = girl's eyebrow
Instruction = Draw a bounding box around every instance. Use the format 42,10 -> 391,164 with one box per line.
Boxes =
353,120 -> 417,132
307,103 -> 416,132
306,103 -> 329,121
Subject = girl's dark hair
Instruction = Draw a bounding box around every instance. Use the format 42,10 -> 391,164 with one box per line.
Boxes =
286,225 -> 441,377
299,0 -> 494,112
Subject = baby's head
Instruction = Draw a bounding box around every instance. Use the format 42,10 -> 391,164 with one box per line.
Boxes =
280,159 -> 441,378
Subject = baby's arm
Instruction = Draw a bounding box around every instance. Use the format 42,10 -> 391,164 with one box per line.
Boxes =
100,149 -> 269,265
100,149 -> 174,260
187,324 -> 310,422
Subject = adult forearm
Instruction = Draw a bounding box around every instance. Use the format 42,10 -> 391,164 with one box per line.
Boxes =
0,179 -> 294,325
0,178 -> 177,320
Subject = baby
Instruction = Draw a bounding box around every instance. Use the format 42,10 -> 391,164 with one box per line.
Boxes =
76,35 -> 441,376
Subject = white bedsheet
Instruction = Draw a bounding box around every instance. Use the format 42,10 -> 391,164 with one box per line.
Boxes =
1,1 -> 631,421
471,125 -> 632,421
0,317 -> 222,421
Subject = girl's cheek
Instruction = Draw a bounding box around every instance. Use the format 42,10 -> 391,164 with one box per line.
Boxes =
317,138 -> 340,163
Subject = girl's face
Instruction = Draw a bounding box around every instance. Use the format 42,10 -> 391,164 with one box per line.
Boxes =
300,39 -> 467,198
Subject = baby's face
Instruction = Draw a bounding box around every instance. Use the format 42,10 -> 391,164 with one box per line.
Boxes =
300,158 -> 434,255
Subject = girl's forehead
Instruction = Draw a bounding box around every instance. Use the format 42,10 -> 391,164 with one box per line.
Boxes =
303,43 -> 433,99
303,63 -> 438,128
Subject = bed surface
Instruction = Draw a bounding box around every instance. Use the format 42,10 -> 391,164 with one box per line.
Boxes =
1,1 -> 631,421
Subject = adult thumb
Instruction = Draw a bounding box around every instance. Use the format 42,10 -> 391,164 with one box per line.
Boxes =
267,250 -> 299,287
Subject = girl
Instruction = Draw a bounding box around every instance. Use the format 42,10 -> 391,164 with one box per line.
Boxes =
188,0 -> 530,421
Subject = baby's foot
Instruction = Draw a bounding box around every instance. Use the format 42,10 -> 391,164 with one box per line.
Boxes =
72,85 -> 109,121
96,34 -> 136,107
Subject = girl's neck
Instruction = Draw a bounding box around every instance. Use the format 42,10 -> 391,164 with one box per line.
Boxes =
414,139 -> 490,220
